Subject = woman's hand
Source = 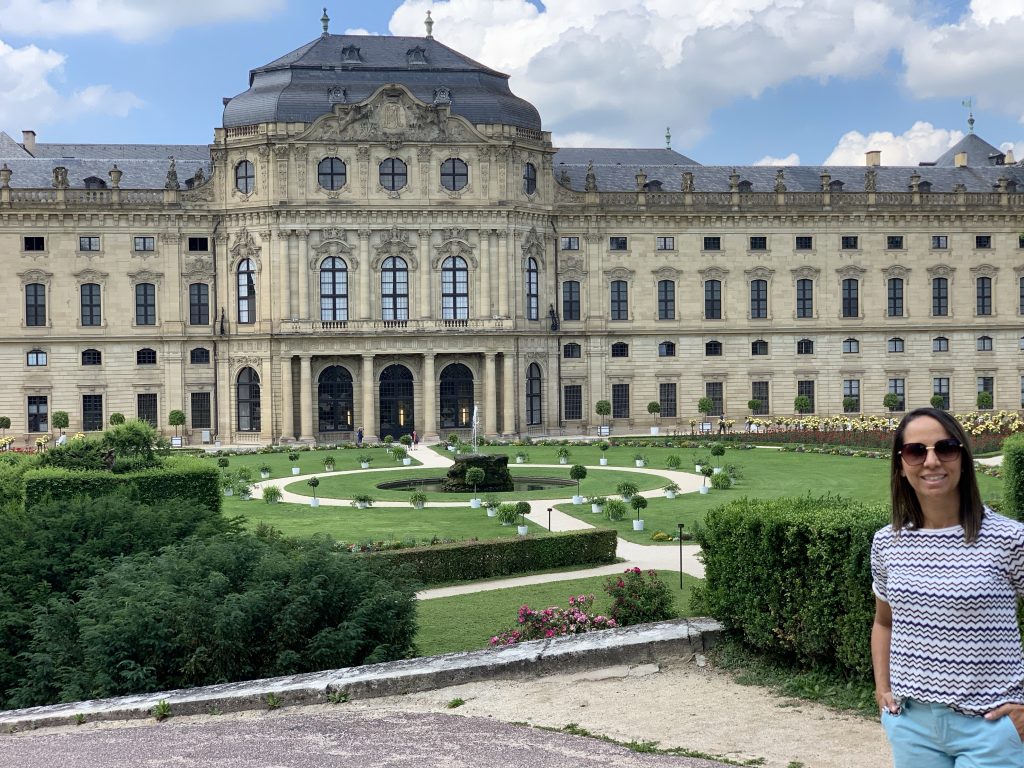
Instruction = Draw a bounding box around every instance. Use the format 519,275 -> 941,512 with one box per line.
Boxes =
985,703 -> 1024,738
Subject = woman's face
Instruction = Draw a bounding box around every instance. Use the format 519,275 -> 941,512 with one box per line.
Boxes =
899,415 -> 962,509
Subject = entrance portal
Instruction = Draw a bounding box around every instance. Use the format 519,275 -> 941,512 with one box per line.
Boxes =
379,364 -> 414,439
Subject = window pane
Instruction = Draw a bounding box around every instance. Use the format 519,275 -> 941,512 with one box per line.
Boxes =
564,385 -> 582,420
611,383 -> 630,418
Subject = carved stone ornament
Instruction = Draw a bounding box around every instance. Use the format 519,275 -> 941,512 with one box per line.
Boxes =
230,227 -> 262,270
127,269 -> 164,287
699,266 -> 729,281
182,184 -> 214,203
312,229 -> 357,270
970,263 -> 999,279
681,171 -> 694,193
372,226 -> 418,270
73,268 -> 109,285
229,356 -> 262,371
520,227 -> 545,268
165,158 -> 180,190
745,267 -> 776,280
19,269 -> 53,286
864,168 -> 877,193
52,166 -> 69,189
602,267 -> 635,281
774,169 -> 786,193
928,264 -> 956,279
791,266 -> 821,280
835,265 -> 866,279
433,228 -> 477,269
882,265 -> 911,280
561,255 -> 586,274
584,161 -> 598,192
182,257 -> 215,279
652,266 -> 682,280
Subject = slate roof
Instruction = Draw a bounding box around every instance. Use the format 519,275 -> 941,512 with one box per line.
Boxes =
554,148 -> 698,166
931,133 -> 1006,167
223,34 -> 541,132
29,142 -> 211,163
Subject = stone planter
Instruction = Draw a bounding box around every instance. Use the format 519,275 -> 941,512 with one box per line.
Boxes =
310,498 -> 320,508
447,445 -> 456,452
713,467 -> 723,474
402,457 -> 412,465
591,504 -> 604,514
516,457 -> 525,464
632,519 -> 645,531
694,465 -> 703,473
650,426 -> 659,435
486,507 -> 497,517
558,457 -> 568,464
665,490 -> 677,499
223,487 -> 233,497
356,501 -> 369,509
470,498 -> 482,508
291,467 -> 300,475
517,524 -> 529,536
360,462 -> 370,469
572,495 -> 584,505
260,471 -> 270,480
635,460 -> 645,467
413,501 -> 426,510
699,486 -> 709,495
599,457 -> 608,466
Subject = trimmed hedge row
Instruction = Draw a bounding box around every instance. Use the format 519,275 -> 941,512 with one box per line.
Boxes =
1002,433 -> 1024,523
22,457 -> 221,516
371,528 -> 617,585
693,495 -> 888,676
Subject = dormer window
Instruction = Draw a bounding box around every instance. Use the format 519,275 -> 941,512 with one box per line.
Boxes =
407,46 -> 427,65
340,45 -> 361,63
829,180 -> 844,192
737,180 -> 753,193
83,176 -> 106,189
918,180 -> 932,193
643,180 -> 663,191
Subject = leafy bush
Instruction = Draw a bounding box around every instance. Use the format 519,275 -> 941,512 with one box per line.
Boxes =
1003,434 -> 1024,523
34,438 -> 110,472
710,471 -> 733,490
692,495 -> 887,676
603,567 -> 675,626
604,499 -> 628,521
710,443 -> 726,457
489,594 -> 617,645
217,457 -> 230,469
101,420 -> 158,464
665,455 -> 682,470
262,486 -> 282,503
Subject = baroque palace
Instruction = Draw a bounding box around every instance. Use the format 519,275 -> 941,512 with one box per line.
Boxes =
2,14 -> 1024,446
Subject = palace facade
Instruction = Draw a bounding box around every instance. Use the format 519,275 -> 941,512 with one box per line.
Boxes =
2,19 -> 1024,445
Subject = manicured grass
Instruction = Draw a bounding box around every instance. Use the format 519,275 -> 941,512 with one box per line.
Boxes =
414,569 -> 702,656
433,443 -> 688,468
199,446 -> 420,479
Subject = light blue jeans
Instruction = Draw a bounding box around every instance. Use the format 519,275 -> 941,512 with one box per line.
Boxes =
881,698 -> 1024,767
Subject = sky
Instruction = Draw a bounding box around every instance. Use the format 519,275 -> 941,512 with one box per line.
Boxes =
1,0 -> 1023,166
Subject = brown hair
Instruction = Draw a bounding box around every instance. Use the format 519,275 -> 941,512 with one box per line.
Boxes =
889,407 -> 984,542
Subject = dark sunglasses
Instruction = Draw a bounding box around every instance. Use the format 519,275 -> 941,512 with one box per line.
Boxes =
898,438 -> 962,465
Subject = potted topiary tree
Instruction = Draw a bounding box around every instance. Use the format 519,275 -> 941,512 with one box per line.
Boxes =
466,467 -> 485,508
631,495 -> 648,531
598,440 -> 610,465
747,398 -> 762,416
595,399 -> 612,436
288,452 -> 300,474
700,464 -> 714,493
383,435 -> 394,454
556,446 -> 571,465
930,394 -> 946,410
647,401 -> 661,435
52,410 -> 69,437
0,416 -> 9,437
109,412 -> 126,426
569,464 -> 587,504
710,443 -> 726,472
977,390 -> 993,410
168,409 -> 186,438
515,501 -> 531,536
399,434 -> 413,448
794,395 -> 812,415
842,396 -> 859,414
697,397 -> 714,432
883,393 -> 900,413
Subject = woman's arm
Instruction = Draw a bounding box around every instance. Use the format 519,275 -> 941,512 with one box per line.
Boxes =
871,597 -> 899,713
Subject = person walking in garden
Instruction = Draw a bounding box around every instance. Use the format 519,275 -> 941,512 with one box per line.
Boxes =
411,430 -> 418,448
356,427 -> 363,448
871,407 -> 1024,766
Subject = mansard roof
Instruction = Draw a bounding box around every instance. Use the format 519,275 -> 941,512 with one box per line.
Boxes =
223,34 -> 542,132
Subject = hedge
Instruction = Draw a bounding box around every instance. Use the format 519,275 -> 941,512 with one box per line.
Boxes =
22,457 -> 220,516
692,495 -> 888,676
371,528 -> 617,585
1002,434 -> 1024,523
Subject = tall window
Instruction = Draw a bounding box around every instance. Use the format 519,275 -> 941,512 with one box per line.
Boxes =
659,382 -> 677,418
751,382 -> 769,414
841,279 -> 859,318
237,368 -> 261,432
657,280 -> 675,320
525,363 -> 542,425
525,257 -> 539,320
82,394 -> 104,431
887,278 -> 904,317
320,257 -> 349,321
134,283 -> 156,325
750,279 -> 767,319
235,160 -> 254,194
318,366 -> 354,432
27,395 -> 48,432
237,259 -> 256,324
189,283 -> 210,325
379,157 -> 408,191
978,376 -> 994,409
888,378 -> 905,411
933,377 -> 950,409
1020,277 -> 1024,314
977,276 -> 993,316
796,279 -> 813,318
190,392 -> 212,429
610,280 -> 628,320
705,382 -> 724,416
843,379 -> 860,412
137,393 -> 158,427
441,256 -> 469,320
81,283 -> 101,326
25,283 -> 45,327
704,280 -> 722,319
381,256 -> 409,321
317,157 -> 347,190
440,158 -> 469,191
523,163 -> 537,194
564,385 -> 582,420
797,380 -> 816,412
611,383 -> 630,418
562,281 -> 580,321
932,277 -> 948,317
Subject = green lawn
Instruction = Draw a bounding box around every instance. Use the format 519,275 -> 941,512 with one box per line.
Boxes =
199,446 -> 420,479
414,569 -> 702,656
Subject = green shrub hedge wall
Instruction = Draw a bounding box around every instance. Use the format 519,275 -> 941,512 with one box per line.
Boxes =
1001,434 -> 1024,523
372,528 -> 617,585
22,457 -> 220,516
692,495 -> 888,676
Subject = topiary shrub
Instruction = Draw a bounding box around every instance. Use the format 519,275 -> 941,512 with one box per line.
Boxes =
1002,433 -> 1024,523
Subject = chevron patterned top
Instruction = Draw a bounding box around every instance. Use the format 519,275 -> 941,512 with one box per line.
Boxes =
872,510 -> 1024,715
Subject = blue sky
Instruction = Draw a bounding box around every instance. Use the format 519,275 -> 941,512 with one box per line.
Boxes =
1,0 -> 1023,166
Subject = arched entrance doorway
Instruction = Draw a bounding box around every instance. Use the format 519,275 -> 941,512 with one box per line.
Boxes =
379,364 -> 414,439
439,363 -> 474,430
318,365 -> 353,433
236,367 -> 261,432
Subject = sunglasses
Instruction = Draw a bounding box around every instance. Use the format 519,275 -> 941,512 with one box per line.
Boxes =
898,438 -> 962,465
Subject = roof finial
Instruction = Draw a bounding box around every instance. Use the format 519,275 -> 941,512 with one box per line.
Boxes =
321,7 -> 330,36
425,10 -> 434,39
665,126 -> 671,150
962,97 -> 974,133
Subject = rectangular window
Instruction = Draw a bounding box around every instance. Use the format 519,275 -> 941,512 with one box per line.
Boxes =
841,279 -> 859,318
187,237 -> 209,252
797,380 -> 816,413
887,278 -> 904,317
933,278 -> 949,316
611,383 -> 630,419
888,378 -> 906,411
562,281 -> 580,321
976,235 -> 992,249
23,236 -> 45,251
659,382 -> 677,418
656,236 -> 675,251
933,377 -> 950,409
841,235 -> 859,250
135,283 -> 156,325
978,377 -> 994,410
795,236 -> 813,250
190,391 -> 212,429
703,236 -> 721,251
977,277 -> 993,316
137,393 -> 158,427
82,394 -> 104,431
610,281 -> 628,321
705,382 -> 724,416
81,284 -> 102,327
843,379 -> 860,412
932,235 -> 948,249
749,236 -> 767,251
189,283 -> 210,325
134,236 -> 155,252
27,395 -> 48,432
796,279 -> 813,318
25,283 -> 46,327
750,280 -> 767,319
609,236 -> 628,251
657,280 -> 675,320
886,235 -> 904,250
79,236 -> 100,252
751,381 -> 769,415
559,236 -> 579,251
704,280 -> 722,320
563,385 -> 582,420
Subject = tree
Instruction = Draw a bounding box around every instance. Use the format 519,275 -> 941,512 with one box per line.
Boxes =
307,476 -> 320,499
977,391 -> 993,410
630,495 -> 648,521
842,397 -> 859,413
793,395 -> 812,414
646,401 -> 661,422
101,419 -> 158,464
569,464 -> 587,496
168,410 -> 186,436
747,399 -> 761,415
108,412 -> 126,426
515,500 -> 531,526
697,397 -> 714,418
52,411 -> 69,435
930,394 -> 946,410
0,416 -> 9,435
883,393 -> 900,412
465,467 -> 485,497
595,400 -> 611,425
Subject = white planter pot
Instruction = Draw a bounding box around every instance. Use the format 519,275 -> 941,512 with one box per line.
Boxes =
486,507 -> 497,517
572,495 -> 584,505
559,457 -> 568,464
632,519 -> 645,531
356,501 -> 369,509
699,486 -> 710,494
414,502 -> 426,510
621,494 -> 632,502
516,457 -> 524,464
447,445 -> 455,452
310,498 -> 320,508
694,465 -> 702,473
360,462 -> 370,469
713,467 -> 723,474
665,490 -> 676,499
599,457 -> 608,466
591,504 -> 604,514
324,466 -> 335,473
223,488 -> 233,496
291,467 -> 300,475
635,460 -> 645,467
470,498 -> 482,508
517,525 -> 529,536
260,471 -> 270,480
239,493 -> 251,501
402,457 -> 411,465
650,426 -> 659,435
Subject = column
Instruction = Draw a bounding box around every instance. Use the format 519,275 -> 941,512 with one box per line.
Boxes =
361,354 -> 377,442
418,229 -> 432,320
422,353 -> 436,440
479,230 -> 492,319
296,230 -> 309,320
497,229 -> 509,318
299,354 -> 313,441
280,355 -> 294,442
277,229 -> 294,320
216,351 -> 231,443
484,352 -> 497,437
259,230 -> 273,326
502,350 -> 516,437
358,229 -> 371,321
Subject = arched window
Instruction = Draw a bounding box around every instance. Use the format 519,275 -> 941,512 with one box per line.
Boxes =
441,256 -> 469,320
318,366 -> 354,432
705,340 -> 722,356
237,258 -> 256,324
842,278 -> 859,318
190,347 -> 210,365
381,256 -> 409,321
842,338 -> 860,354
563,343 -> 581,359
82,348 -> 102,366
657,280 -> 675,320
751,339 -> 768,356
750,279 -> 767,319
562,280 -> 580,321
317,157 -> 347,190
526,363 -> 542,425
610,280 -> 628,320
611,342 -> 629,357
235,160 -> 254,194
439,363 -> 474,429
658,341 -> 676,357
136,348 -> 157,365
440,158 -> 468,191
888,337 -> 905,353
933,336 -> 949,352
525,257 -> 539,320
704,279 -> 721,319
977,335 -> 993,351
27,348 -> 47,366
523,163 -> 537,194
320,257 -> 348,321
797,338 -> 814,355
237,367 -> 261,432
379,157 -> 407,191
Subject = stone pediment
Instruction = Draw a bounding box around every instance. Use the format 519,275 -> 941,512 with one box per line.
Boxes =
230,228 -> 262,270
433,228 -> 477,269
372,226 -> 418,270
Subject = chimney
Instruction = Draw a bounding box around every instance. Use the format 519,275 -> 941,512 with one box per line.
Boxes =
865,150 -> 881,167
1006,149 -> 1016,164
22,130 -> 36,155
954,152 -> 968,168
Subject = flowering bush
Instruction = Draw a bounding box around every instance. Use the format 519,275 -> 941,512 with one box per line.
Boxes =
603,567 -> 675,626
489,593 -> 617,646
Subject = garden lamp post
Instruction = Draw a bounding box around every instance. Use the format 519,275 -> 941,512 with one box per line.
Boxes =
677,522 -> 685,590
547,507 -> 552,531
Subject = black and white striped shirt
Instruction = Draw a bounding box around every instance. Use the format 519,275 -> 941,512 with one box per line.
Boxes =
871,510 -> 1024,715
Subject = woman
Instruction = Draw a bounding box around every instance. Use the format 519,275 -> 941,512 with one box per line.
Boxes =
872,407 -> 1024,766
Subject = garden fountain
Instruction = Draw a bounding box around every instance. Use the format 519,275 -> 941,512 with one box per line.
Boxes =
440,403 -> 514,492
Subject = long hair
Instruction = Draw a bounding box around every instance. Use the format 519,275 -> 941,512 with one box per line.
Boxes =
889,407 -> 984,542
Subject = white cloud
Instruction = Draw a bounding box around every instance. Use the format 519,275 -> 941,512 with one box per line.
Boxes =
823,122 -> 963,166
754,153 -> 800,166
0,0 -> 285,42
